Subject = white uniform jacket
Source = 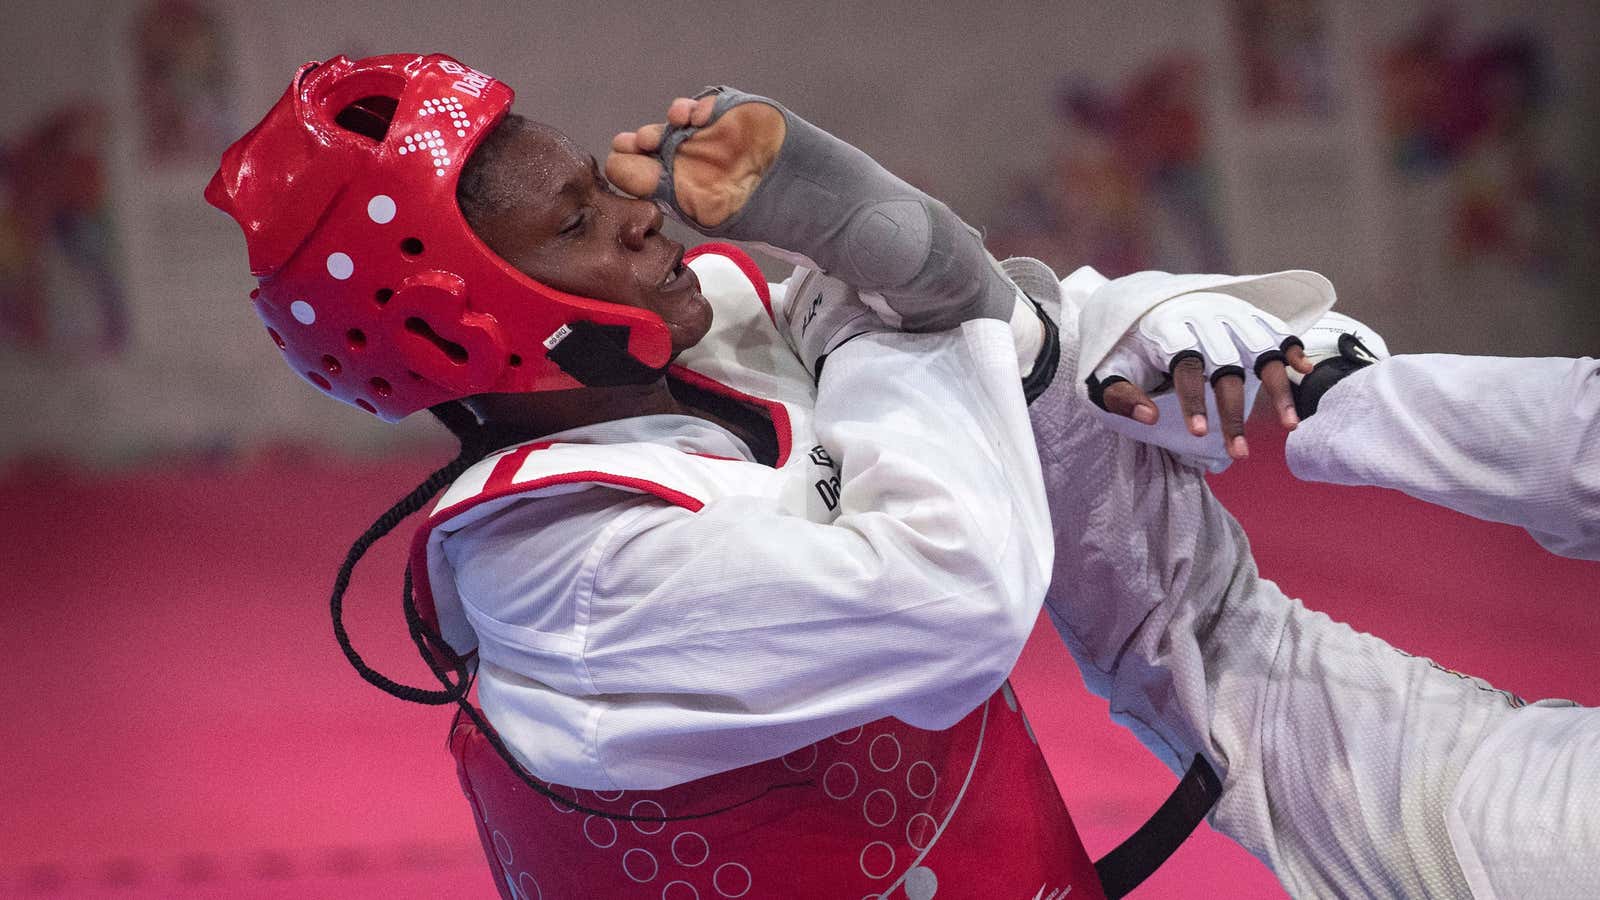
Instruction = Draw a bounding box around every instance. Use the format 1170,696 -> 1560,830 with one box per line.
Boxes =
418,245 -> 1053,791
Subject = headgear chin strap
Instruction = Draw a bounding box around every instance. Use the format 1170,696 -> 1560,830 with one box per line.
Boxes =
205,53 -> 673,422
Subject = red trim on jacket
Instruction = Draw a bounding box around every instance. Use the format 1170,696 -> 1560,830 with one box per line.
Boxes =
685,242 -> 774,323
668,365 -> 795,468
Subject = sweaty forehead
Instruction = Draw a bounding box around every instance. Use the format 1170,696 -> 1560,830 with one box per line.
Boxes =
460,117 -> 594,238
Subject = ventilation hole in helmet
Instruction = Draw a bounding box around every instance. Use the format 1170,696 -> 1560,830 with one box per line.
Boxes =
267,328 -> 286,349
249,288 -> 260,300
400,237 -> 424,256
369,377 -> 393,397
374,288 -> 393,306
404,317 -> 469,364
306,371 -> 332,391
355,399 -> 377,414
508,353 -> 523,367
346,328 -> 366,349
334,95 -> 400,142
321,355 -> 343,375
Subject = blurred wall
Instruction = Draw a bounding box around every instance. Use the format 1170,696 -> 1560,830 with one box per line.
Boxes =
2,0 -> 1596,463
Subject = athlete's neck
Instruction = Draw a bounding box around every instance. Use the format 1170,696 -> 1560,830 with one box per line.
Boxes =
468,379 -> 689,442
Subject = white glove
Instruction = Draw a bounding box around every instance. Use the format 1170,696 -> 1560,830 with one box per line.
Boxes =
1288,310 -> 1389,417
1088,291 -> 1302,472
778,268 -> 890,382
1095,291 -> 1299,387
1289,310 -> 1389,377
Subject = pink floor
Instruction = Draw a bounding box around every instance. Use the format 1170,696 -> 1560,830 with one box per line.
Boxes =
4,424 -> 1596,898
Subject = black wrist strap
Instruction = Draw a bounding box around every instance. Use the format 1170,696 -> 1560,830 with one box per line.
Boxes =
1093,755 -> 1223,899
1291,333 -> 1379,419
1022,295 -> 1062,405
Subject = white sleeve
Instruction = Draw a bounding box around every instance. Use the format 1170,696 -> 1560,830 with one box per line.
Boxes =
450,318 -> 1052,789
1287,354 -> 1600,560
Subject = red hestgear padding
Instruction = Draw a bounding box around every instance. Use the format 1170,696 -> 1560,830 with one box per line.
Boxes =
205,53 -> 673,422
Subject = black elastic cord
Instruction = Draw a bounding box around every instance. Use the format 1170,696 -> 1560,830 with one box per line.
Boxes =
1093,755 -> 1223,899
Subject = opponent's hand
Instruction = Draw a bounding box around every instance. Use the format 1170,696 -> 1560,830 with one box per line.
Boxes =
1091,292 -> 1313,460
606,94 -> 785,229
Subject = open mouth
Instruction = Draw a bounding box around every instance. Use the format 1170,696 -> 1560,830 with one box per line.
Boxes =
660,247 -> 695,292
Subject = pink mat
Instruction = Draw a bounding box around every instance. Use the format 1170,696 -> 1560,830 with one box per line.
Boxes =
3,425 -> 1594,898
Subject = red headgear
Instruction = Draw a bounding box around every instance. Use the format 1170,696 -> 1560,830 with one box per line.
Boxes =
205,53 -> 673,421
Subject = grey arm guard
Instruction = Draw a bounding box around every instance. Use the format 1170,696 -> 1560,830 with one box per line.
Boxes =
651,87 -> 1017,330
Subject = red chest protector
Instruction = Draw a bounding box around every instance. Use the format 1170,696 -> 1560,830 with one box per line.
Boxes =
446,685 -> 1099,900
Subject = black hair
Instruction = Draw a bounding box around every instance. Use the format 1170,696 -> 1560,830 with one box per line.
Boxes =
456,113 -> 535,238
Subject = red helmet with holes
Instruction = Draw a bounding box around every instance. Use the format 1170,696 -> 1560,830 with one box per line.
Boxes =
204,53 -> 673,421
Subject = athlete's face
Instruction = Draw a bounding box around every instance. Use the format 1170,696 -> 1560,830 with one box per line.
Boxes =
466,124 -> 712,357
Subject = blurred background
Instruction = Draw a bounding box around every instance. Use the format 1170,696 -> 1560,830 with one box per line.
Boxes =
2,0 -> 1596,897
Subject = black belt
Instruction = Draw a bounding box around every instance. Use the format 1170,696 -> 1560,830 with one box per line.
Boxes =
1093,755 -> 1224,899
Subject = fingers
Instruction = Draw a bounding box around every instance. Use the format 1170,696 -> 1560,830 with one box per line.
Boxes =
1212,371 -> 1248,459
1171,352 -> 1209,436
1285,340 -> 1312,375
692,95 -> 716,125
666,97 -> 697,127
1258,359 -> 1299,430
611,123 -> 667,157
602,151 -> 665,199
665,96 -> 718,128
1100,380 -> 1159,425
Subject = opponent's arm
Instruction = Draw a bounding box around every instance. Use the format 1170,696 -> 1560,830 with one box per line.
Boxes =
1286,336 -> 1600,560
1034,268 -> 1511,897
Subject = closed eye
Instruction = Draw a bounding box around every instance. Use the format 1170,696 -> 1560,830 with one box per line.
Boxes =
560,210 -> 587,235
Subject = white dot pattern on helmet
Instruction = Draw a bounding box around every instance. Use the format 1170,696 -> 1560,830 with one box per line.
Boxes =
326,252 -> 354,280
290,300 -> 316,325
367,194 -> 396,224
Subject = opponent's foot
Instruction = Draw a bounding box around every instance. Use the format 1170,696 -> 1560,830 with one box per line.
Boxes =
607,95 -> 784,228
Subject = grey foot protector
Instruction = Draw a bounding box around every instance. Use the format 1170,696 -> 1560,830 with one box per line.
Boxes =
650,87 -> 1016,329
